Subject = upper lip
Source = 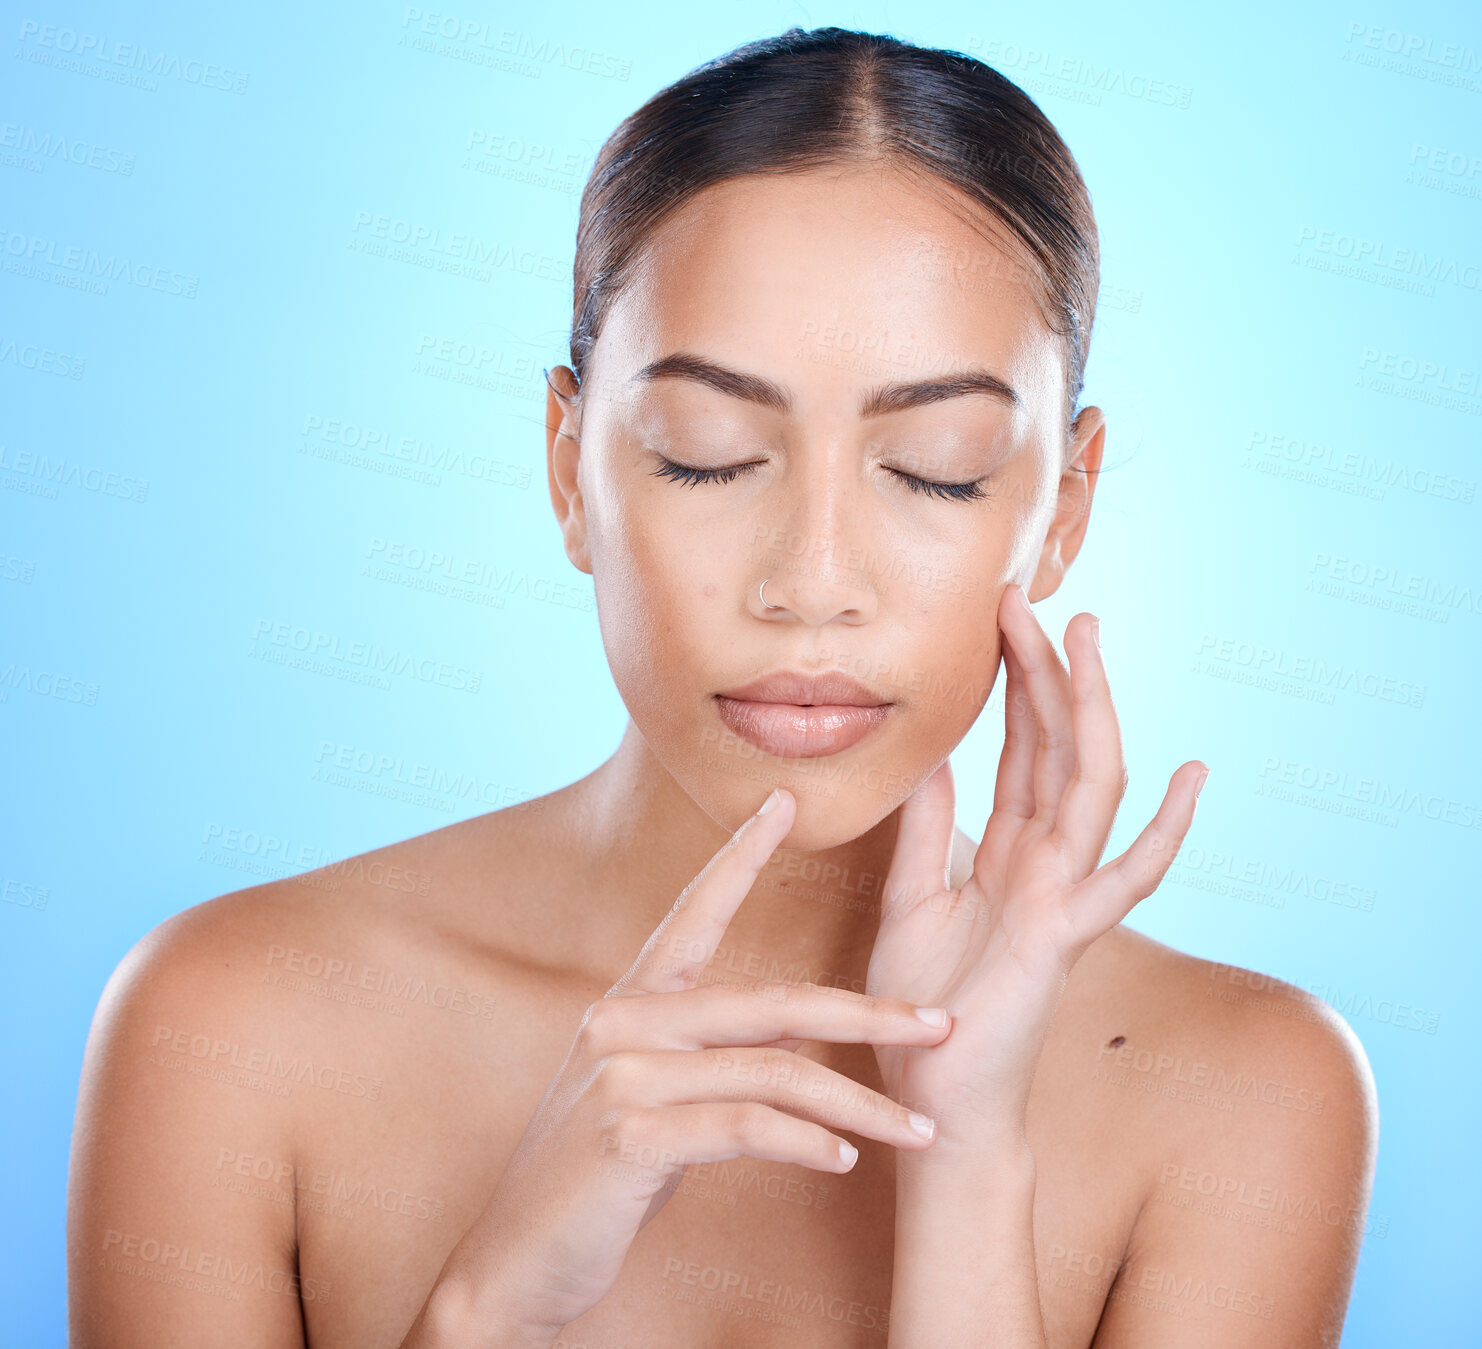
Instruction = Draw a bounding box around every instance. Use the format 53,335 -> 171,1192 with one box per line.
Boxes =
715,669 -> 892,707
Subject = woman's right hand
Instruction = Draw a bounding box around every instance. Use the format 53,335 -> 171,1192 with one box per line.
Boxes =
403,785 -> 953,1348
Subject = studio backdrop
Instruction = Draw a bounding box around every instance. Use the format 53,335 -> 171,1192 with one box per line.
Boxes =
4,2 -> 1479,1345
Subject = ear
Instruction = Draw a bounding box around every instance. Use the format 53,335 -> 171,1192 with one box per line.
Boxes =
1026,405 -> 1106,603
545,364 -> 592,575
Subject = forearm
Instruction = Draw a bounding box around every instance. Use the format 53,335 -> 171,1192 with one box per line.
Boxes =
397,1247 -> 563,1349
398,1282 -> 554,1349
888,1139 -> 1046,1349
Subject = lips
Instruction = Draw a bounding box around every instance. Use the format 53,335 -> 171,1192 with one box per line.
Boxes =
714,669 -> 893,759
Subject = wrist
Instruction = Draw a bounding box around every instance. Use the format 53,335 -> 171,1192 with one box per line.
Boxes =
896,1128 -> 1036,1190
889,1082 -> 1033,1164
408,1267 -> 561,1349
888,1130 -> 1044,1349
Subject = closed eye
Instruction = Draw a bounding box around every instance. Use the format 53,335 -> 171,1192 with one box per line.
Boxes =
648,456 -> 990,502
891,470 -> 990,502
648,457 -> 763,488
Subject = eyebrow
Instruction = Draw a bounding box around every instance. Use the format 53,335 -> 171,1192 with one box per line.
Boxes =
631,351 -> 1019,417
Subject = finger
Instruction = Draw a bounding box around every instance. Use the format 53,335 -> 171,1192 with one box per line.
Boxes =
612,788 -> 797,996
880,759 -> 956,924
600,1047 -> 938,1150
1065,761 -> 1207,943
576,981 -> 952,1055
998,584 -> 1076,823
972,588 -> 1048,895
1051,612 -> 1127,877
991,627 -> 1036,823
607,1102 -> 861,1180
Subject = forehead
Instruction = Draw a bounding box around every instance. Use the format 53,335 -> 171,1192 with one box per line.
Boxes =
589,165 -> 1065,430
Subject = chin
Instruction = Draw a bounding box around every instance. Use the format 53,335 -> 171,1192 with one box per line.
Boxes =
772,781 -> 907,853
686,725 -> 926,851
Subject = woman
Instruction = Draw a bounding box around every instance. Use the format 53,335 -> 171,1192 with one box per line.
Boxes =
67,26 -> 1377,1349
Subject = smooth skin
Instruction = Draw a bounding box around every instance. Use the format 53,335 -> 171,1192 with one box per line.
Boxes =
409,787 -> 951,1345
68,163 -> 1378,1349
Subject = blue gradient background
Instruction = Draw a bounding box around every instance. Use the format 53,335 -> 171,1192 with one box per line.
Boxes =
3,3 -> 1479,1344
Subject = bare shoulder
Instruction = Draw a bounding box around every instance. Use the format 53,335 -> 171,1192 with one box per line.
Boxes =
84,778 -> 583,1080
68,794 -> 574,1345
1078,924 -> 1379,1139
1061,925 -> 1379,1346
113,783 -> 577,1015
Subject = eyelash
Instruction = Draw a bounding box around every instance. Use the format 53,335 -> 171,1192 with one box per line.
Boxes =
648,457 -> 990,502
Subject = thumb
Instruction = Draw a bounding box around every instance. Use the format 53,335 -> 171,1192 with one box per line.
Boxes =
881,759 -> 956,924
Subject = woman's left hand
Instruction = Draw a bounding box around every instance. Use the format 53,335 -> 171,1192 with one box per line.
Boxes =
866,583 -> 1208,1158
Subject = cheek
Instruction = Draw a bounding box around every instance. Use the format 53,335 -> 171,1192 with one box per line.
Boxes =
590,507 -> 731,694
891,582 -> 1002,729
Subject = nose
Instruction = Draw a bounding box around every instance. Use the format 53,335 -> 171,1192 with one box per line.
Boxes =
749,463 -> 881,626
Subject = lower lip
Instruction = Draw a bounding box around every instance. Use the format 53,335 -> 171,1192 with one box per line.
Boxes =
714,697 -> 891,758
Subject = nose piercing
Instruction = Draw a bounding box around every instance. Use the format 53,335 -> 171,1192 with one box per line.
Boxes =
759,576 -> 782,610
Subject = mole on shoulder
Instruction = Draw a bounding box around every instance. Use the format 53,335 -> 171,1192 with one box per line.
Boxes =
1106,1035 -> 1125,1049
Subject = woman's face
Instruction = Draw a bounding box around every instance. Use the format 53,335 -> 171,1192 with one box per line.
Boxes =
547,164 -> 1104,850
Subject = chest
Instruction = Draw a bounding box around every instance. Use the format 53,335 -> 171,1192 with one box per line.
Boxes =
290,1012 -> 1140,1349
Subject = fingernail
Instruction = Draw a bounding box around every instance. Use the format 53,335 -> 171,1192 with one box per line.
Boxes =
914,1007 -> 948,1026
838,1140 -> 858,1168
908,1112 -> 936,1140
1195,767 -> 1210,799
1091,616 -> 1101,649
1017,585 -> 1034,615
757,788 -> 780,815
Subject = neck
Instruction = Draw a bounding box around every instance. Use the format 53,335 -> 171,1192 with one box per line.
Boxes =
573,719 -> 901,995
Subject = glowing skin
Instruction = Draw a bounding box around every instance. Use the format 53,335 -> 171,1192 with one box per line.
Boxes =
67,158 -> 1377,1349
546,164 -> 1103,855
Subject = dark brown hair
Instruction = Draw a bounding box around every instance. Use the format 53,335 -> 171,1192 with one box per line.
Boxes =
565,25 -> 1100,442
